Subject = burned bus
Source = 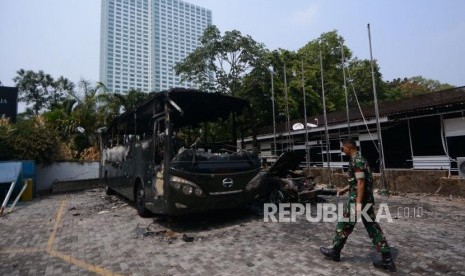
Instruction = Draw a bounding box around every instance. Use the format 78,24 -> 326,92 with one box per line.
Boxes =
101,88 -> 261,216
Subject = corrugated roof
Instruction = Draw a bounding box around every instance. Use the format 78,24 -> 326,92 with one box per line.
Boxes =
261,86 -> 465,134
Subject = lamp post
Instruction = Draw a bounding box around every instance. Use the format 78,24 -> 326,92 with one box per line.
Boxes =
283,63 -> 291,150
341,42 -> 350,136
319,45 -> 333,188
270,67 -> 277,157
301,59 -> 310,169
368,24 -> 388,195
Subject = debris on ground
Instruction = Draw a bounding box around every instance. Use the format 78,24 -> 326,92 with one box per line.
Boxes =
182,234 -> 194,242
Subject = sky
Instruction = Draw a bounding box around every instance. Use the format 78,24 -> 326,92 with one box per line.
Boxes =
1,0 -> 464,89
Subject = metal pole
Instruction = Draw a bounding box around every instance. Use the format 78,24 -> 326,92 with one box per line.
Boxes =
319,46 -> 333,188
8,180 -> 29,214
283,63 -> 291,150
302,59 -> 310,169
407,119 -> 414,158
1,181 -> 16,216
270,70 -> 277,156
368,23 -> 387,194
341,42 -> 350,136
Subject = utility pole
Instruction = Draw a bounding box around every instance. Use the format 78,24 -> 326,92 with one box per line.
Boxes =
283,63 -> 291,150
319,45 -> 333,188
270,68 -> 277,157
301,59 -> 310,169
368,23 -> 388,195
341,42 -> 350,136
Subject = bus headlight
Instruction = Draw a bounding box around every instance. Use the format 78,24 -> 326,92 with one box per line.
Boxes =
182,185 -> 194,195
170,176 -> 204,197
246,172 -> 264,191
173,182 -> 181,190
194,187 -> 203,196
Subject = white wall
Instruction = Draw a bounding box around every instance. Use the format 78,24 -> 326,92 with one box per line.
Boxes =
444,117 -> 465,137
36,162 -> 100,191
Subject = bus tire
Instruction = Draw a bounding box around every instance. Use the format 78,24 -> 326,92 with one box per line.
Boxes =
267,179 -> 288,205
104,175 -> 115,195
135,182 -> 151,217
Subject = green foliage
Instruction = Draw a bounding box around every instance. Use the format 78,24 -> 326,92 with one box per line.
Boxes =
73,133 -> 91,154
7,28 -> 456,162
175,25 -> 268,96
384,76 -> 455,99
237,67 -> 273,128
251,31 -> 364,125
13,69 -> 74,115
345,58 -> 384,104
112,89 -> 150,113
0,116 -> 61,163
0,118 -> 16,160
8,72 -> 153,162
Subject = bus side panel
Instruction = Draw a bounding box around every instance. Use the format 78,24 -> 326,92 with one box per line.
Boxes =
116,142 -> 136,200
102,145 -> 129,196
134,139 -> 165,213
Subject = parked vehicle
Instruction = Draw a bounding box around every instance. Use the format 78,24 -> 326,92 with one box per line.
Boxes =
261,150 -> 336,204
101,88 -> 261,216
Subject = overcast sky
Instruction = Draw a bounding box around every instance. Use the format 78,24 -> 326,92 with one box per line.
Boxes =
1,0 -> 464,88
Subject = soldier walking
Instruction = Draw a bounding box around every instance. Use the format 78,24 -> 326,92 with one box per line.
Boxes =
320,138 -> 396,272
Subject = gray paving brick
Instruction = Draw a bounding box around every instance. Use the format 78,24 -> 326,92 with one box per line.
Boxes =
1,188 -> 465,275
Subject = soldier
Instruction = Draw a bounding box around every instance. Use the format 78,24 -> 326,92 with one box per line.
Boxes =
320,138 -> 396,272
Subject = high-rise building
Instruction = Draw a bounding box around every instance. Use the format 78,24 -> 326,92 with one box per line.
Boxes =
100,0 -> 212,93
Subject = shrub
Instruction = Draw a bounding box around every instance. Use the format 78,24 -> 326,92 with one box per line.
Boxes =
9,116 -> 61,164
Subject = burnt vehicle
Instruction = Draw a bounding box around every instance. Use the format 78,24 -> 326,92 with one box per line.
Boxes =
261,150 -> 336,204
101,88 -> 261,216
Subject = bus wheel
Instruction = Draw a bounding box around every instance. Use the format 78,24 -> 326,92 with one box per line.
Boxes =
268,183 -> 287,205
135,183 -> 150,217
105,178 -> 115,195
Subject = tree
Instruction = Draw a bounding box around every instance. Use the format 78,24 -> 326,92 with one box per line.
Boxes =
13,69 -> 53,115
174,25 -> 268,96
51,76 -> 75,110
67,80 -> 107,152
1,116 -> 62,163
175,25 -> 269,147
384,76 -> 455,99
112,88 -> 150,113
266,31 -> 357,121
235,31 -> 358,129
0,118 -> 15,160
13,69 -> 75,115
236,61 -> 272,132
345,58 -> 384,104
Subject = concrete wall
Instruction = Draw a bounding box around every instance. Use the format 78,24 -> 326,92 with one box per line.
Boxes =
383,169 -> 448,193
36,162 -> 100,192
35,162 -> 465,196
304,167 -> 465,197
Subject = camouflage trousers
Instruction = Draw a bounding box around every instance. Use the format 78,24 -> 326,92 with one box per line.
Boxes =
332,199 -> 391,253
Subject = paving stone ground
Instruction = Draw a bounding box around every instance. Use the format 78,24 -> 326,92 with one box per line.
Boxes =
1,188 -> 465,275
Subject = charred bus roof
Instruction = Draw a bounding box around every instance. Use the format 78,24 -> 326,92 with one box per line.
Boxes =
104,88 -> 249,135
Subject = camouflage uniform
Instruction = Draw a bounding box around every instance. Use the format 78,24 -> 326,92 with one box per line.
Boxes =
332,152 -> 390,253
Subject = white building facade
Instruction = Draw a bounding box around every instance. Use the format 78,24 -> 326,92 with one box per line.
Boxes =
100,0 -> 211,93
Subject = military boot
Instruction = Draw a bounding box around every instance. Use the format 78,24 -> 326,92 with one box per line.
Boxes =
373,252 -> 396,272
319,247 -> 341,262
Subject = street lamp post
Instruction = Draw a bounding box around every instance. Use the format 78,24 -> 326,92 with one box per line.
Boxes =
368,24 -> 388,195
341,42 -> 350,136
319,46 -> 333,188
301,59 -> 310,169
270,68 -> 277,157
283,63 -> 291,150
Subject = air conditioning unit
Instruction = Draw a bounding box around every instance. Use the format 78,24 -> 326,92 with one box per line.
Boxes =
457,157 -> 465,178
